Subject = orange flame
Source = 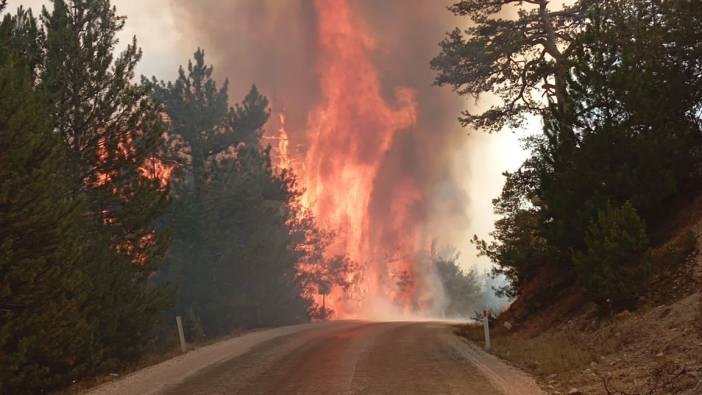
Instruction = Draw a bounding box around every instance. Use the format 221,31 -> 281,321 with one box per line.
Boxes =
299,0 -> 420,317
264,111 -> 293,170
92,126 -> 173,265
276,113 -> 291,169
140,156 -> 174,189
93,130 -> 174,190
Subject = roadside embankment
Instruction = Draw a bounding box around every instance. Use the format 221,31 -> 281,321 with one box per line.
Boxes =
457,198 -> 702,394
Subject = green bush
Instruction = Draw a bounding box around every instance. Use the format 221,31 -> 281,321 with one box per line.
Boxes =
574,202 -> 651,310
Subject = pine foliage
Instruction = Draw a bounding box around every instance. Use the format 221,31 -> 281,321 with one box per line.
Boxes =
0,1 -> 171,391
444,0 -> 702,311
574,202 -> 650,309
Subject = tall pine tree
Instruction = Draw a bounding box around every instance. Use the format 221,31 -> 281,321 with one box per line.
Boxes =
0,48 -> 89,394
41,0 -> 169,269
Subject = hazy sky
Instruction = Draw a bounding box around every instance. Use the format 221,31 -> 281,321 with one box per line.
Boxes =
11,0 -> 531,272
13,0 -> 191,79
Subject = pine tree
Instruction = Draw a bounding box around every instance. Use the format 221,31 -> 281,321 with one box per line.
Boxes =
0,56 -> 90,393
41,0 -> 169,269
149,50 -> 318,333
574,202 -> 651,310
145,49 -> 235,333
0,6 -> 43,78
431,0 -> 594,134
146,48 -> 265,194
431,246 -> 482,317
37,0 -> 173,367
211,145 -> 323,327
37,0 -> 173,365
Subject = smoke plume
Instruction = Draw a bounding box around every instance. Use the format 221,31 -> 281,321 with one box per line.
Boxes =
170,0 -> 476,318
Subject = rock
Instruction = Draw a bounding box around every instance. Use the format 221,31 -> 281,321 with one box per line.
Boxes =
568,388 -> 583,395
656,352 -> 664,357
590,361 -> 598,368
503,321 -> 513,331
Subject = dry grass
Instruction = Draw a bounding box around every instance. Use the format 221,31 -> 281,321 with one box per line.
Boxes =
456,292 -> 702,394
455,324 -> 614,376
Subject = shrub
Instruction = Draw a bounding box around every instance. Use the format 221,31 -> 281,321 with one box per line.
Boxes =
574,202 -> 651,311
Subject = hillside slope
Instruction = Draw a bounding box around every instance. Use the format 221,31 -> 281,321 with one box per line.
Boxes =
460,196 -> 702,394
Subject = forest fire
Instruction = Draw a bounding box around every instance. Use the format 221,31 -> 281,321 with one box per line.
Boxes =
173,0 -> 476,320
289,0 -> 422,317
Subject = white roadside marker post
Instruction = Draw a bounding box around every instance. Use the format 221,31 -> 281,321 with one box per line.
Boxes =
483,309 -> 491,351
176,316 -> 187,353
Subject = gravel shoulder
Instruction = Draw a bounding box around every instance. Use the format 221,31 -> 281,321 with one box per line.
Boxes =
444,330 -> 546,395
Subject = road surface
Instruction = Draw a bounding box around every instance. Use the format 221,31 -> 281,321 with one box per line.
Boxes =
89,321 -> 544,395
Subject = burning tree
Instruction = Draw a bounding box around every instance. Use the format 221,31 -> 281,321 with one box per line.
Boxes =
42,0 -> 171,266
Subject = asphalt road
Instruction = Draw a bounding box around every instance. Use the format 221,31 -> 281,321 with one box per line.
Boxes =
157,321 -> 543,395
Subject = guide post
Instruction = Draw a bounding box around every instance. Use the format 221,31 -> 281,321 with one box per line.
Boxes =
176,316 -> 187,353
483,309 -> 491,351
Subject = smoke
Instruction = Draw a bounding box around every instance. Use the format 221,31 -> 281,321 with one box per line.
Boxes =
169,0 -> 319,139
170,0 -> 485,318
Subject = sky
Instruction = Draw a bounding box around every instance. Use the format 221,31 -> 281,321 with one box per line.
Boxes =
12,0 -> 532,274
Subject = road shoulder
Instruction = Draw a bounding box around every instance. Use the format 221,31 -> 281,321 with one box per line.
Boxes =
85,322 -> 344,395
444,329 -> 546,395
